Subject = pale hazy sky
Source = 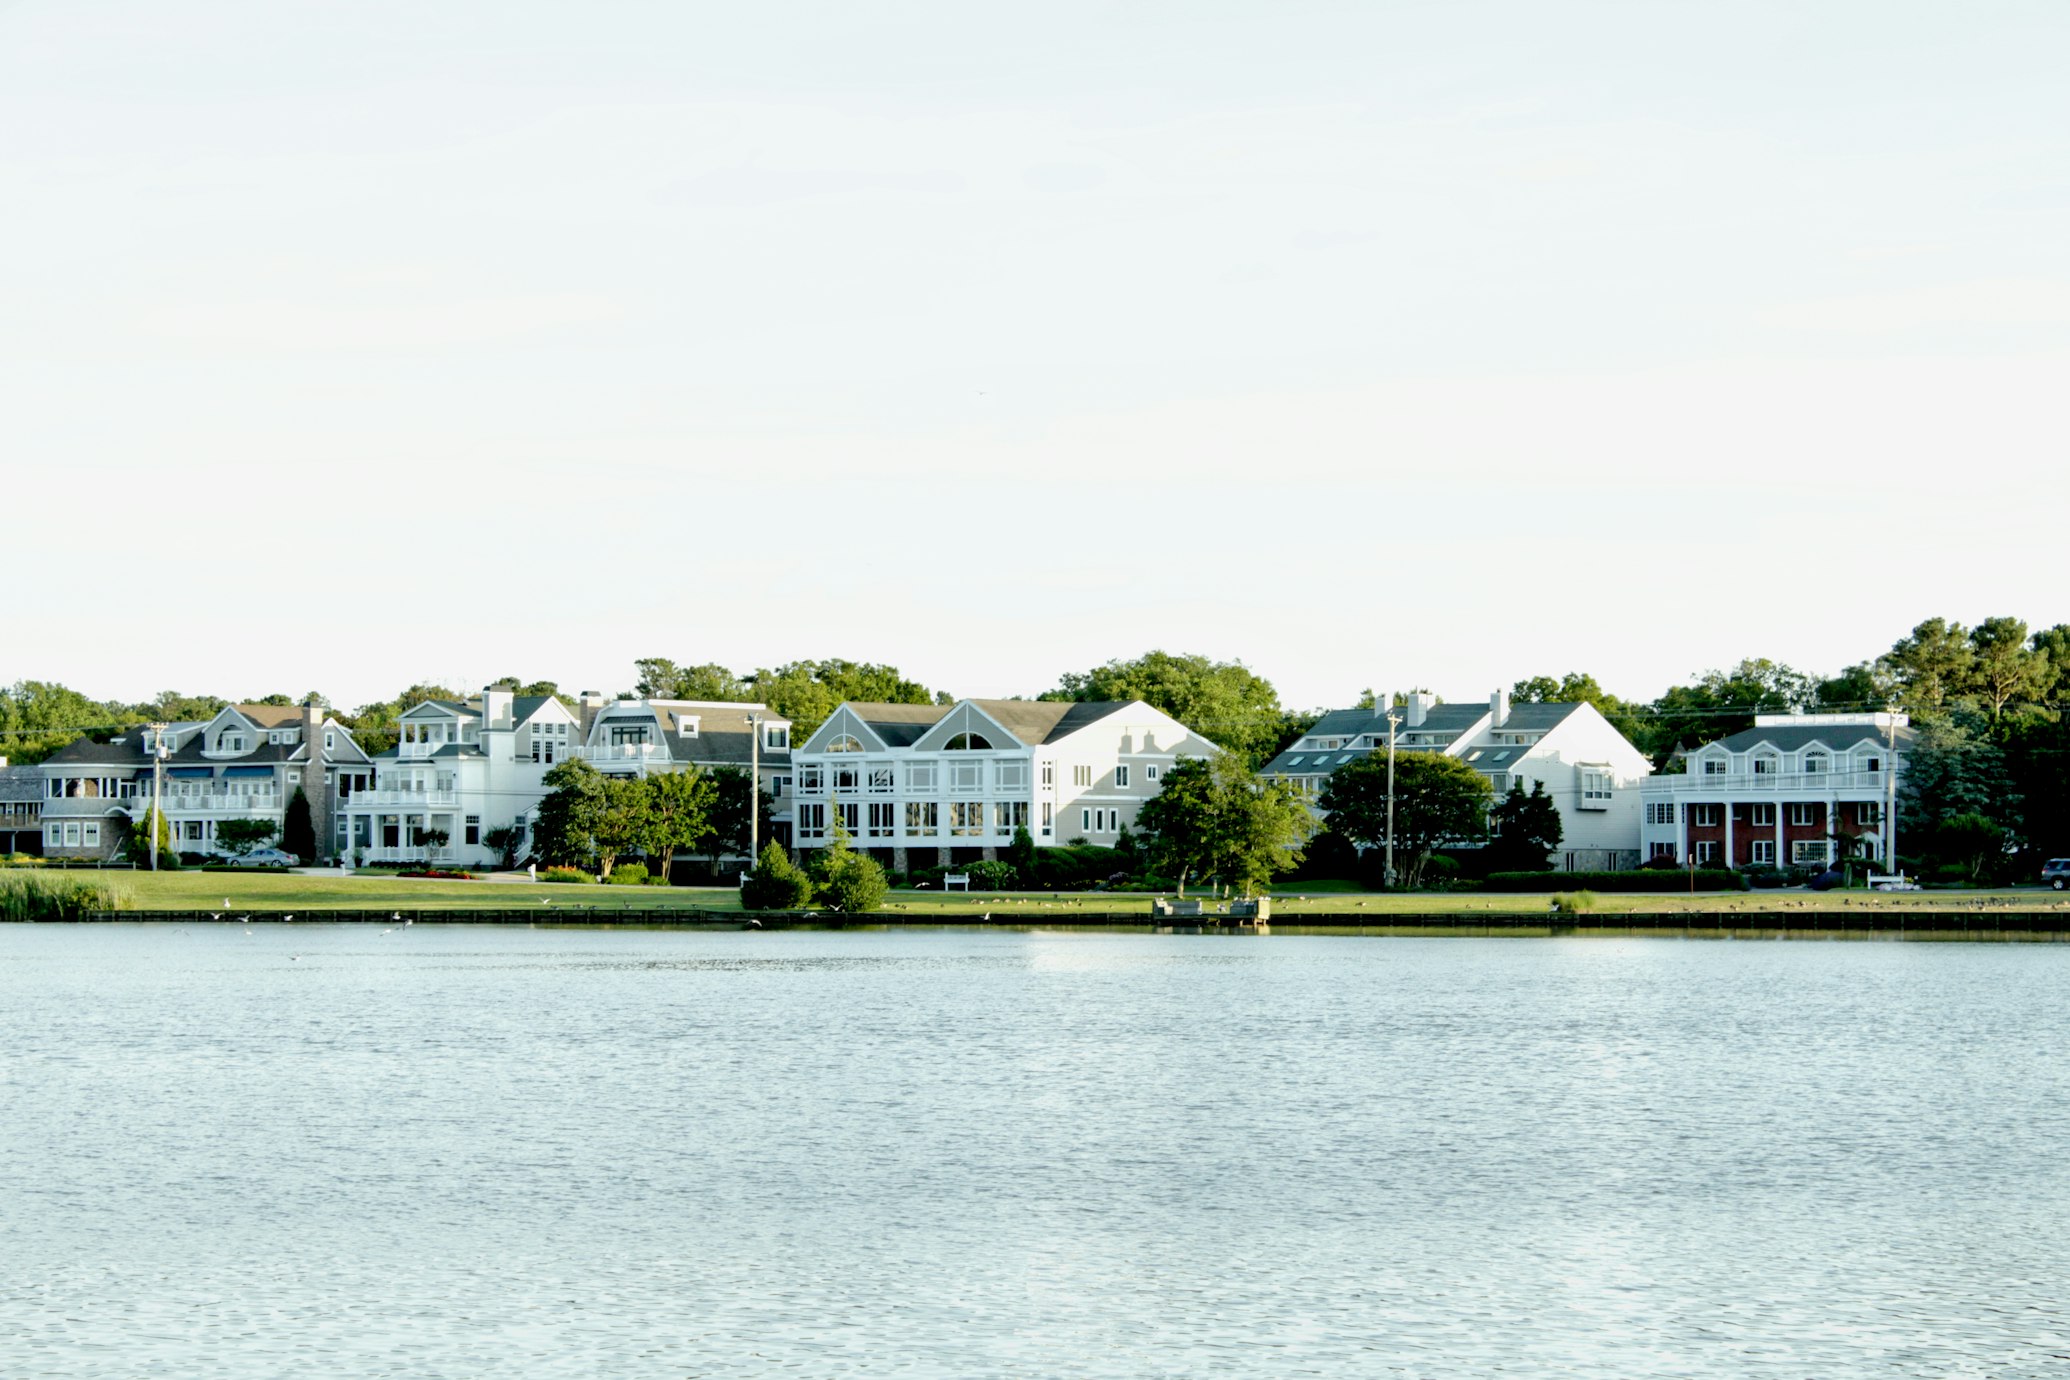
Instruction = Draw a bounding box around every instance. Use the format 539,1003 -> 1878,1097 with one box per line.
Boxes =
7,1 -> 2067,713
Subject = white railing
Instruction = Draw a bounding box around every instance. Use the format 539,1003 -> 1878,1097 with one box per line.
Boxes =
1646,770 -> 1888,795
343,790 -> 460,807
579,743 -> 670,763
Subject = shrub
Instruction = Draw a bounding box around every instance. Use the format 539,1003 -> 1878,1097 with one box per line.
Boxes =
818,846 -> 888,913
741,841 -> 813,909
0,872 -> 129,922
1485,869 -> 1745,892
606,862 -> 651,886
539,866 -> 597,885
398,868 -> 478,880
1550,890 -> 1599,915
961,859 -> 1016,890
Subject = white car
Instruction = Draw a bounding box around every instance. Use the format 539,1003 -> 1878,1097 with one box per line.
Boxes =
1869,874 -> 1920,892
232,848 -> 300,868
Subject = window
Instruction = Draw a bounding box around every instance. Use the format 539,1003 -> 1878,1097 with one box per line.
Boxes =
465,815 -> 481,846
1650,842 -> 1676,860
945,733 -> 993,751
1072,765 -> 1093,787
837,803 -> 859,834
1114,765 -> 1130,789
324,731 -> 335,751
996,759 -> 1027,790
950,802 -> 986,836
949,761 -> 983,792
868,765 -> 895,794
610,724 -> 651,746
1746,803 -> 1775,827
798,765 -> 824,793
1040,762 -> 1054,788
1792,839 -> 1832,865
1145,765 -> 1160,782
63,822 -> 81,847
1693,841 -> 1717,863
1865,756 -> 1882,773
995,802 -> 1029,832
1787,803 -> 1818,827
219,733 -> 245,752
908,762 -> 938,792
866,802 -> 896,838
1081,807 -> 1117,834
1645,801 -> 1676,826
1750,840 -> 1775,865
798,802 -> 826,841
772,775 -> 792,795
827,735 -> 863,753
183,822 -> 204,842
677,716 -> 699,738
1752,756 -> 1777,775
1691,804 -> 1720,827
82,823 -> 100,847
1287,755 -> 1305,767
764,725 -> 789,750
1858,802 -> 1882,826
904,802 -> 938,835
1703,758 -> 1727,776
1579,769 -> 1612,805
833,765 -> 860,793
1803,753 -> 1826,774
1041,801 -> 1053,836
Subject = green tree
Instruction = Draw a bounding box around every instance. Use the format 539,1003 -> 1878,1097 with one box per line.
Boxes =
0,680 -> 139,764
1134,755 -> 1312,896
741,840 -> 814,909
1007,824 -> 1038,886
282,787 -> 317,863
1897,710 -> 2022,872
345,683 -> 464,756
594,775 -> 647,878
634,659 -> 753,702
1319,751 -> 1492,888
2030,624 -> 2070,706
1485,781 -> 1563,873
1644,659 -> 1817,763
1879,618 -> 1975,714
746,660 -> 937,742
143,691 -> 229,722
634,768 -> 717,883
1967,617 -> 2047,720
1510,673 -> 1646,747
533,757 -> 610,868
215,818 -> 278,857
707,765 -> 774,868
124,806 -> 175,867
483,824 -> 525,869
1042,651 -> 1287,767
811,814 -> 888,912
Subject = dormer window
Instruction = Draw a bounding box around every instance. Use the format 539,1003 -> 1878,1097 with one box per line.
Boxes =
220,733 -> 245,752
764,725 -> 789,750
1804,753 -> 1826,774
1702,757 -> 1726,775
1752,755 -> 1777,775
678,716 -> 699,738
324,731 -> 336,751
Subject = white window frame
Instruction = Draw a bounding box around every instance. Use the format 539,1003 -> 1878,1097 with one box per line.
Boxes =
1072,764 -> 1093,787
1787,802 -> 1818,827
1114,764 -> 1130,789
1145,764 -> 1160,782
1750,839 -> 1775,865
1792,839 -> 1832,865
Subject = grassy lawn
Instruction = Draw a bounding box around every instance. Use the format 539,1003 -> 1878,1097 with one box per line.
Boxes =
72,869 -> 2070,917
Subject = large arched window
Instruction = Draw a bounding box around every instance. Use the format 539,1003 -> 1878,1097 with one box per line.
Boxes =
827,735 -> 864,753
945,732 -> 993,751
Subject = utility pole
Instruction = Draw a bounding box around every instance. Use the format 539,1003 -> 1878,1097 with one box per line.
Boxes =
1883,701 -> 1899,876
1384,707 -> 1401,889
149,722 -> 167,872
747,712 -> 762,872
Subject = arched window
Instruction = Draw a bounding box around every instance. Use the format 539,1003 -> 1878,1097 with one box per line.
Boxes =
827,734 -> 863,753
945,732 -> 993,751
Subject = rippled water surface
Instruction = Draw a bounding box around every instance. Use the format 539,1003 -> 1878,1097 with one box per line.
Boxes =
5,925 -> 2069,1377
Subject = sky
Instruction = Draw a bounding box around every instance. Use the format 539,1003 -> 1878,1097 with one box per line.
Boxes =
6,0 -> 2068,714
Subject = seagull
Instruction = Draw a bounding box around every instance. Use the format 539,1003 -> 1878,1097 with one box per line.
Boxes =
283,914 -> 293,924
224,897 -> 232,910
211,912 -> 223,922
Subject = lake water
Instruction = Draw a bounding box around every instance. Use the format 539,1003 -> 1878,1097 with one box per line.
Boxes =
4,925 -> 2068,1378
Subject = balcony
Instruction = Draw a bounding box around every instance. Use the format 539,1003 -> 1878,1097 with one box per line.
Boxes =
578,742 -> 670,764
1647,770 -> 1889,795
341,790 -> 460,808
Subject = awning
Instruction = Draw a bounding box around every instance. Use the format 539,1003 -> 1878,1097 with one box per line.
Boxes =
222,766 -> 273,779
166,767 -> 214,778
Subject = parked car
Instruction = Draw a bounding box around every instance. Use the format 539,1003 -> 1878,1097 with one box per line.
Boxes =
232,848 -> 300,868
2042,858 -> 2070,891
1870,873 -> 1921,892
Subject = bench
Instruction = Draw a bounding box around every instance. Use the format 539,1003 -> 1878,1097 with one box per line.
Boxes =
943,872 -> 970,891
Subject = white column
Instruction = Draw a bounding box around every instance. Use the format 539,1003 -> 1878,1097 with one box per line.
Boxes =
1725,801 -> 1735,869
1774,803 -> 1784,869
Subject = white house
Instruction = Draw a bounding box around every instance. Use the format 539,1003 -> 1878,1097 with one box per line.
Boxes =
1261,689 -> 1653,870
1638,712 -> 1909,869
38,700 -> 369,861
790,698 -> 1221,870
338,686 -> 580,867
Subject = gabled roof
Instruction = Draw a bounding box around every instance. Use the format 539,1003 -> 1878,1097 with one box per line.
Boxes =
1706,723 -> 1911,755
1495,703 -> 1584,733
968,699 -> 1133,745
837,703 -> 953,748
235,703 -> 306,729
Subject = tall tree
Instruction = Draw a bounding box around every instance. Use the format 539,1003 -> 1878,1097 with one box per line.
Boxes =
1318,751 -> 1492,888
1644,659 -> 1817,763
1897,710 -> 2022,871
634,659 -> 752,702
281,788 -> 317,863
1484,781 -> 1563,873
0,680 -> 139,764
2030,624 -> 2070,706
1043,651 -> 1287,767
533,757 -> 610,868
215,818 -> 278,858
634,768 -> 718,882
1967,617 -> 2047,720
1879,618 -> 1975,713
1134,755 -> 1311,896
706,765 -> 773,867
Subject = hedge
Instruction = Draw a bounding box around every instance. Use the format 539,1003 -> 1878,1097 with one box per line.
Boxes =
1485,869 -> 1746,893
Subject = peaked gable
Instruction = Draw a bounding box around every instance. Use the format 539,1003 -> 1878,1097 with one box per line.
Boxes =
911,701 -> 1027,753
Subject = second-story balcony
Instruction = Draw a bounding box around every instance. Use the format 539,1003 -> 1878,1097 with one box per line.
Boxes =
341,789 -> 461,808
1646,769 -> 1890,796
578,742 -> 671,765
